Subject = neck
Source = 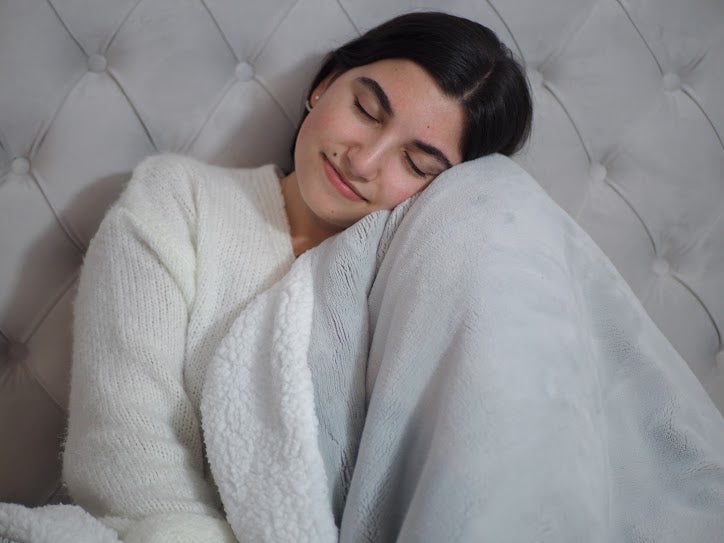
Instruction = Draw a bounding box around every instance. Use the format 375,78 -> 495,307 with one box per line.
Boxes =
280,171 -> 341,256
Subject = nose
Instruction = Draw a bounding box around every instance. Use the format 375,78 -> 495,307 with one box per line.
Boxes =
346,137 -> 387,181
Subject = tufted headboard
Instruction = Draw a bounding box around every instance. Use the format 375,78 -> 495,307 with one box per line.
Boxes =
1,0 -> 722,507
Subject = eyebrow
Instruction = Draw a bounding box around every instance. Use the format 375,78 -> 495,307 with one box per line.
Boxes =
356,76 -> 454,170
412,140 -> 453,170
358,76 -> 393,116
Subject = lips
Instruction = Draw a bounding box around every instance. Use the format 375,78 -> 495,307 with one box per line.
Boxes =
322,154 -> 366,202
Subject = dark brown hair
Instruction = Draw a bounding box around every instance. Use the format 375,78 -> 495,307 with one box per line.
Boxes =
295,11 -> 532,160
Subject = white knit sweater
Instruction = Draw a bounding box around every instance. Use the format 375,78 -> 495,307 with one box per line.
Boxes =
63,154 -> 296,543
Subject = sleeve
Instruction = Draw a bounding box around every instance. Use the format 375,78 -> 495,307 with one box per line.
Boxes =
62,155 -> 237,543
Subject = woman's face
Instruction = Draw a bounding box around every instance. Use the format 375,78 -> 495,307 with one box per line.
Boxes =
292,58 -> 465,231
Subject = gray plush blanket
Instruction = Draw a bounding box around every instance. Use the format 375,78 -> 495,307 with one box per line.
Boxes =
202,154 -> 724,542
2,154 -> 723,542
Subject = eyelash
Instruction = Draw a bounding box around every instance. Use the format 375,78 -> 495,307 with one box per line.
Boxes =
353,98 -> 429,179
404,152 -> 427,178
354,98 -> 378,123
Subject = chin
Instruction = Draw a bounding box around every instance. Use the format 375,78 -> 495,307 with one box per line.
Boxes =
316,210 -> 357,231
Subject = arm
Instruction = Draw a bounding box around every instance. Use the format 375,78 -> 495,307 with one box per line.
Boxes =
63,156 -> 237,543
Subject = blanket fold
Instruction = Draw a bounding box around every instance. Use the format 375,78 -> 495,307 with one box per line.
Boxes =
200,201 -> 412,542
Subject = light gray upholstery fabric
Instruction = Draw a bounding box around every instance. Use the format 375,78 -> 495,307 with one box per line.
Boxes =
1,0 -> 722,507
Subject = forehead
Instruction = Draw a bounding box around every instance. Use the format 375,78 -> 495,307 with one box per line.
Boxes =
341,59 -> 465,162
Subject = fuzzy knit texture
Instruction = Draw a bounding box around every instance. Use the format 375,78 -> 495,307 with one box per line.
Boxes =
62,154 -> 296,543
201,252 -> 338,543
0,503 -> 121,543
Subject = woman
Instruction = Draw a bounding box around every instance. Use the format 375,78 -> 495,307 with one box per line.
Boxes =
62,11 -> 532,542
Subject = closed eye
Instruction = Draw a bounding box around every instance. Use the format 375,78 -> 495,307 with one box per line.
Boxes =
354,98 -> 379,123
404,152 -> 430,178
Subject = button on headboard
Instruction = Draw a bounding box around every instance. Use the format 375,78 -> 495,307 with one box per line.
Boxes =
1,0 -> 722,506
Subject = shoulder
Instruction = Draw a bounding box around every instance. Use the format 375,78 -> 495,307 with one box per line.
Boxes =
118,154 -> 239,216
124,154 -> 280,198
131,153 -> 234,178
115,155 -> 285,233
124,153 -> 212,197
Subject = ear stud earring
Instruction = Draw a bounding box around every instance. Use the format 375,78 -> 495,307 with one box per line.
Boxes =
305,95 -> 321,112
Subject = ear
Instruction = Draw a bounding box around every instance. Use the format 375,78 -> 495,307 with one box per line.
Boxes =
310,71 -> 341,104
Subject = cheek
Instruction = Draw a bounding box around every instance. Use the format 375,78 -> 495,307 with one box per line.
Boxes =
296,114 -> 317,151
294,113 -> 329,172
305,100 -> 361,145
380,179 -> 425,209
297,102 -> 339,144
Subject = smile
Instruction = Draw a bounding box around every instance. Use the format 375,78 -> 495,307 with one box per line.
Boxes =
322,154 -> 366,202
